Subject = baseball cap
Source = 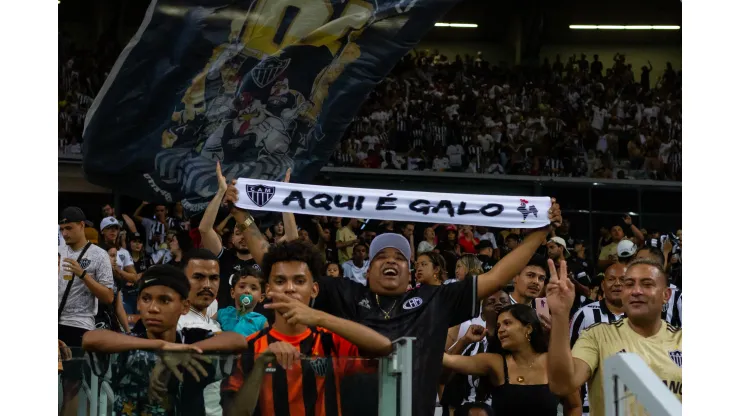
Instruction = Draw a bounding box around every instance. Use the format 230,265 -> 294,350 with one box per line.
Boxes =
138,265 -> 190,300
548,237 -> 570,257
617,240 -> 637,258
130,232 -> 143,242
59,207 -> 86,224
100,216 -> 120,231
369,233 -> 412,264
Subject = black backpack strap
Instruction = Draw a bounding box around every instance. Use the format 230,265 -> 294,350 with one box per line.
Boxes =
58,242 -> 93,319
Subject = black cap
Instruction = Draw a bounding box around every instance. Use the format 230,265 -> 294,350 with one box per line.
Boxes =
59,207 -> 86,224
138,265 -> 191,300
130,232 -> 144,242
475,240 -> 494,251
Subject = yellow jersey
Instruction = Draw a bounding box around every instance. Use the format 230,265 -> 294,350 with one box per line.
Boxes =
572,318 -> 682,416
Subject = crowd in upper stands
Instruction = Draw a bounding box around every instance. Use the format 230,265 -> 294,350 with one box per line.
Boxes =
59,37 -> 682,181
331,50 -> 682,181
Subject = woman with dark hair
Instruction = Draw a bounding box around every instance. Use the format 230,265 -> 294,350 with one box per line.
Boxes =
443,304 -> 581,416
415,251 -> 447,286
155,229 -> 193,268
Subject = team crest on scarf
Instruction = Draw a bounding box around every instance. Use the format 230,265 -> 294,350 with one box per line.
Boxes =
310,357 -> 330,377
246,184 -> 276,207
668,350 -> 682,368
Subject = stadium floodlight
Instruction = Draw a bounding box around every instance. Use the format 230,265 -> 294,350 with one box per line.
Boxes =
569,25 -> 680,30
435,22 -> 478,28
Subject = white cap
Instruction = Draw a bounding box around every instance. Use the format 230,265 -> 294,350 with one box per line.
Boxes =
369,233 -> 412,265
617,240 -> 637,258
100,216 -> 120,230
548,237 -> 570,257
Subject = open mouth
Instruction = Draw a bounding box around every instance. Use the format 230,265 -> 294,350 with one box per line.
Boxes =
383,267 -> 399,277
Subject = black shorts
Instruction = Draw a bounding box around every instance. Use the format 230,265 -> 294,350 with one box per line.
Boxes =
58,324 -> 88,382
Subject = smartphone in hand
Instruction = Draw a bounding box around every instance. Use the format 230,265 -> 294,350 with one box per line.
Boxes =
535,297 -> 551,321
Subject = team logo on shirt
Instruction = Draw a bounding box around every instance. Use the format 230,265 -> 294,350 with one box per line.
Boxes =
402,297 -> 423,310
246,184 -> 276,207
668,350 -> 682,368
357,298 -> 372,310
310,357 -> 329,377
79,259 -> 91,269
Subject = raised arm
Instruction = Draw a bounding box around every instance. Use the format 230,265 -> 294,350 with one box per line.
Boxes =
477,199 -> 561,299
267,293 -> 392,356
280,169 -> 299,242
133,201 -> 149,224
442,352 -> 496,377
198,162 -> 228,256
546,259 -> 592,396
122,214 -> 138,233
223,180 -> 271,266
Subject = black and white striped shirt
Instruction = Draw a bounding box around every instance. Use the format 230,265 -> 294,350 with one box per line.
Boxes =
431,124 -> 447,146
570,299 -> 624,415
662,284 -> 682,327
458,338 -> 492,406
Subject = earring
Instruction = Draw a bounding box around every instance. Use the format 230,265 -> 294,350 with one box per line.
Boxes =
526,332 -> 531,342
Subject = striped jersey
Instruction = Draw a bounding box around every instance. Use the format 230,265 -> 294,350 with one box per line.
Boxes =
662,285 -> 682,328
570,299 -> 624,416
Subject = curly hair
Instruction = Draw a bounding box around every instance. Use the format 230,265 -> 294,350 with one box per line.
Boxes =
262,240 -> 324,282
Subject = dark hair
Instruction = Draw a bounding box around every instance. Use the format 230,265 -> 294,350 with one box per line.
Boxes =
505,234 -> 519,242
232,264 -> 266,292
497,304 -> 548,353
416,251 -> 448,282
353,242 -> 369,252
169,229 -> 193,253
262,240 -> 324,282
523,256 -> 549,280
325,262 -> 343,277
637,246 -> 665,265
626,258 -> 668,285
183,248 -> 219,266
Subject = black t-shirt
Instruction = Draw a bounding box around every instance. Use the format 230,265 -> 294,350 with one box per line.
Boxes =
313,275 -> 479,416
477,254 -> 496,274
216,248 -> 258,310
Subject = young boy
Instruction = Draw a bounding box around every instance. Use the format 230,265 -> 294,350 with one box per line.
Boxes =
215,265 -> 268,336
82,265 -> 247,416
221,240 -> 393,416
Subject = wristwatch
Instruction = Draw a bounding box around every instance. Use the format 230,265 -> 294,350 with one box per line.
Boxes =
236,215 -> 255,232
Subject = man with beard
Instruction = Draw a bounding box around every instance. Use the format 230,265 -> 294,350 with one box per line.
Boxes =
547,258 -> 681,416
177,249 -> 223,416
221,180 -> 563,416
475,240 -> 496,273
508,259 -> 548,308
569,263 -> 626,416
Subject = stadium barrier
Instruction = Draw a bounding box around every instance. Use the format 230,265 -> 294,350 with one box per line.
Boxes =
603,352 -> 681,416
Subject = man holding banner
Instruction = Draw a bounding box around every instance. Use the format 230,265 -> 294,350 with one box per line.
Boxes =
219,175 -> 561,416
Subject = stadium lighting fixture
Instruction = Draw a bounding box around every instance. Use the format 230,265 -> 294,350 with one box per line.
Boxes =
435,23 -> 478,28
569,25 -> 680,30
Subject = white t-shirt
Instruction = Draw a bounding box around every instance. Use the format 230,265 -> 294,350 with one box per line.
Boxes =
362,135 -> 380,150
417,241 -> 435,254
342,260 -> 369,285
177,308 -> 222,416
178,308 -> 222,332
115,248 -> 135,270
478,134 -> 494,151
58,243 -> 115,330
447,145 -> 464,166
474,232 -> 498,248
455,316 -> 486,344
591,106 -> 607,131
433,157 -> 450,171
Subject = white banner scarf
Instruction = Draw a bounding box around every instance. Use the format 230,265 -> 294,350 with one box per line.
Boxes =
235,178 -> 552,229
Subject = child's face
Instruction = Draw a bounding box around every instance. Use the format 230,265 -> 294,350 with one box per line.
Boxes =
326,264 -> 340,278
231,275 -> 264,308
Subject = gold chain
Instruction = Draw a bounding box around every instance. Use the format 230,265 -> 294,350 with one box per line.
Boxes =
375,293 -> 397,320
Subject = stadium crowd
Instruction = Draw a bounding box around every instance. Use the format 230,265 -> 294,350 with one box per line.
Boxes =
59,40 -> 682,181
58,165 -> 682,416
330,50 -> 682,181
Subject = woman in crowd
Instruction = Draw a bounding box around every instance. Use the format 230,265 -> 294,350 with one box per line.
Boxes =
123,232 -> 150,314
153,229 -> 192,268
442,304 -> 581,416
417,227 -> 437,254
414,252 -> 447,286
441,291 -> 511,415
268,220 -> 286,244
455,254 -> 484,281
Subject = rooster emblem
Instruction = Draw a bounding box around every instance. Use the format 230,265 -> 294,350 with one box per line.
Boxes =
517,199 -> 538,222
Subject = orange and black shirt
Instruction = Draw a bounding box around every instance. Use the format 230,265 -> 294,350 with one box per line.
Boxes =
222,326 -> 373,416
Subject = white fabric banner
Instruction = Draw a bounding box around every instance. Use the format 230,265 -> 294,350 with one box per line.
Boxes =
234,178 -> 552,229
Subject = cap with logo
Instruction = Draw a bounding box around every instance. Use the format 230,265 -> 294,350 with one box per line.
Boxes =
100,216 -> 120,231
548,237 -> 570,257
59,207 -> 86,224
138,265 -> 190,300
617,240 -> 637,258
369,233 -> 412,265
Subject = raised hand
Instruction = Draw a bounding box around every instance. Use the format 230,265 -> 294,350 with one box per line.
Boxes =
545,259 -> 575,318
216,161 -> 228,193
284,168 -> 291,183
265,292 -> 325,327
548,198 -> 562,228
462,324 -> 487,344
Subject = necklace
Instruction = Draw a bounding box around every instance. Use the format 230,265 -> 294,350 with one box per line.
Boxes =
375,294 -> 397,320
514,356 -> 537,383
